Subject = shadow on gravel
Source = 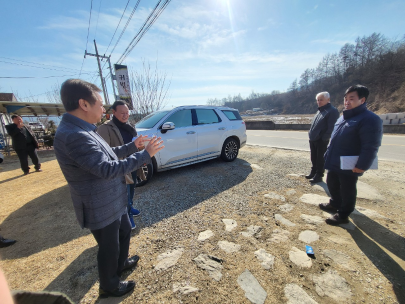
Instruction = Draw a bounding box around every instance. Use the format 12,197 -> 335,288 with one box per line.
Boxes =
350,213 -> 405,304
134,157 -> 253,227
0,185 -> 90,260
44,247 -> 98,304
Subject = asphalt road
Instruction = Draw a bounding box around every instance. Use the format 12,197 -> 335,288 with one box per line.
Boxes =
246,130 -> 405,163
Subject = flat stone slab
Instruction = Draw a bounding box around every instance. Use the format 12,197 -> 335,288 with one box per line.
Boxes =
323,249 -> 351,269
193,254 -> 223,281
313,270 -> 352,301
289,247 -> 312,268
222,219 -> 237,231
300,214 -> 324,225
298,230 -> 319,243
155,248 -> 184,271
357,181 -> 384,200
268,229 -> 290,243
279,203 -> 294,212
198,230 -> 214,241
173,283 -> 199,295
218,241 -> 241,253
241,225 -> 262,238
286,189 -> 297,196
311,184 -> 330,196
352,206 -> 385,218
287,174 -> 301,177
251,164 -> 263,170
275,214 -> 296,227
254,248 -> 275,270
300,194 -> 329,206
264,192 -> 286,201
237,269 -> 267,304
284,283 -> 318,304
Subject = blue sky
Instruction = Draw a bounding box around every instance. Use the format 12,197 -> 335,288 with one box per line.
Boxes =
1,0 -> 404,108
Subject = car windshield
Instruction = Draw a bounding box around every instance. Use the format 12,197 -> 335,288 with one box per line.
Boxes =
136,110 -> 171,129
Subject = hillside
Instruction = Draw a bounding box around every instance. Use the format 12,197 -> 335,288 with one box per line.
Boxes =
222,33 -> 405,115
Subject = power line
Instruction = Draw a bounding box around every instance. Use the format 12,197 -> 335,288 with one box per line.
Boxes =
109,0 -> 141,57
104,0 -> 132,55
0,60 -> 91,73
0,73 -> 94,79
94,0 -> 103,40
117,0 -> 170,64
79,0 -> 94,77
0,56 -> 89,73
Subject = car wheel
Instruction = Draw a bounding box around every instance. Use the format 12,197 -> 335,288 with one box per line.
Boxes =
220,137 -> 239,162
135,163 -> 153,187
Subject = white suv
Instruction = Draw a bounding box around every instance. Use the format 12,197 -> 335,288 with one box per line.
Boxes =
135,105 -> 247,186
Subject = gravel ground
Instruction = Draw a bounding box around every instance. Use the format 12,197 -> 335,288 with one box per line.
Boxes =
1,146 -> 404,304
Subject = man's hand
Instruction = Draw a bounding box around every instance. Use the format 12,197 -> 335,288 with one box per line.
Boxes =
133,135 -> 149,149
352,167 -> 365,173
145,136 -> 165,157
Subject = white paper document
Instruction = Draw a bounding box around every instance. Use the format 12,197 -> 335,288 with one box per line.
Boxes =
340,156 -> 378,170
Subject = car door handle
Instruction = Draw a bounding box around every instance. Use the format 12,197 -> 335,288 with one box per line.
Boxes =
186,131 -> 196,134
218,127 -> 226,130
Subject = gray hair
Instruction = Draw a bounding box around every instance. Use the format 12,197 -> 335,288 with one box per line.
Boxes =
316,91 -> 330,100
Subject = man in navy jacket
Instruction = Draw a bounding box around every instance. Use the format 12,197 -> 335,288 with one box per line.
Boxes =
320,85 -> 383,225
306,92 -> 339,183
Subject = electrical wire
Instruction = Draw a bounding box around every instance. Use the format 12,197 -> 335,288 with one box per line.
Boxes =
0,56 -> 88,73
79,0 -> 94,77
103,0 -> 132,55
0,60 -> 91,73
109,0 -> 141,57
94,0 -> 103,40
0,73 -> 93,79
117,0 -> 170,64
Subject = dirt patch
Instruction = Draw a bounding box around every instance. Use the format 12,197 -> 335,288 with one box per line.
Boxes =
0,146 -> 404,303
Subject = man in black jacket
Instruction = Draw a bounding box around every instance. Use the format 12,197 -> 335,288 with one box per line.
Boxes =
5,115 -> 42,175
306,92 -> 339,183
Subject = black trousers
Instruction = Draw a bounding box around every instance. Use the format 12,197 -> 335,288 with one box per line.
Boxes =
309,139 -> 329,176
15,144 -> 40,173
327,170 -> 358,218
91,213 -> 131,291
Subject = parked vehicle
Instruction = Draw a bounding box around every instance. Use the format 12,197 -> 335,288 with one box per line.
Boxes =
135,105 -> 247,186
28,122 -> 45,132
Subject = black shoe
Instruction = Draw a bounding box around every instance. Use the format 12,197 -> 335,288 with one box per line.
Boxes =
118,255 -> 140,276
0,237 -> 16,248
23,171 -> 30,175
319,203 -> 338,213
35,169 -> 42,172
305,172 -> 316,179
309,174 -> 323,183
325,213 -> 350,225
99,280 -> 135,298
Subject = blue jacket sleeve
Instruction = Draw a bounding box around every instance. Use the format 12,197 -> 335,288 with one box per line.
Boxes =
65,132 -> 150,180
356,116 -> 383,170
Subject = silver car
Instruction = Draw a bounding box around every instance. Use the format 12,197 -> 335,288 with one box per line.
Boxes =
135,105 -> 247,186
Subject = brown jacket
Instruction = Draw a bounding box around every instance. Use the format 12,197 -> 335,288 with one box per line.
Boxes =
97,120 -> 145,184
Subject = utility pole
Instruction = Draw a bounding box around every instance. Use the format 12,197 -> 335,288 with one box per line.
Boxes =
85,40 -> 117,105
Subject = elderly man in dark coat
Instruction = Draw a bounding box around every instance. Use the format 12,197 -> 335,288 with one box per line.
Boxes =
320,85 -> 383,225
54,79 -> 164,298
306,92 -> 339,183
5,115 -> 42,175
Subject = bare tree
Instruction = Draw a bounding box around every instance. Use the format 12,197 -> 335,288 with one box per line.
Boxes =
46,83 -> 61,104
129,58 -> 171,122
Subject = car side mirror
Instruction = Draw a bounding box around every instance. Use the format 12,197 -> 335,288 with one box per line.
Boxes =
161,122 -> 175,134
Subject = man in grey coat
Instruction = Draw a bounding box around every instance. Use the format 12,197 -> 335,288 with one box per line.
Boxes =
306,92 -> 339,183
54,79 -> 164,298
